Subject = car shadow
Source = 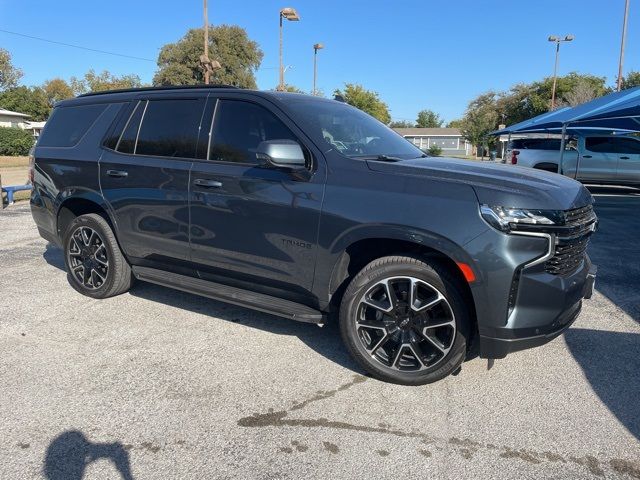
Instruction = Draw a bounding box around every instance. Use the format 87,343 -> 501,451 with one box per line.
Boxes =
44,430 -> 134,480
587,189 -> 640,324
128,281 -> 364,374
564,328 -> 640,440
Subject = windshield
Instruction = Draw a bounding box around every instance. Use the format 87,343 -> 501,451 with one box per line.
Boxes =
286,99 -> 424,159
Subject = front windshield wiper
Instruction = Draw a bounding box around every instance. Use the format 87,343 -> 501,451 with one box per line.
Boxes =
354,154 -> 404,162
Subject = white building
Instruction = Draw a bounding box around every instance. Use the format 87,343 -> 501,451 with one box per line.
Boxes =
0,109 -> 30,129
393,128 -> 473,156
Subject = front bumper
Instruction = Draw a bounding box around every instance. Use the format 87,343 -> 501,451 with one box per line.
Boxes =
478,262 -> 597,359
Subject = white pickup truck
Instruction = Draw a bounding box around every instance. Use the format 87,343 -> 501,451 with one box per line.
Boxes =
506,135 -> 640,186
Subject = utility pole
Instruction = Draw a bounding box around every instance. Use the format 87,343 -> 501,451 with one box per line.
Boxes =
313,43 -> 323,95
204,0 -> 209,84
548,35 -> 574,109
617,0 -> 631,91
278,8 -> 300,91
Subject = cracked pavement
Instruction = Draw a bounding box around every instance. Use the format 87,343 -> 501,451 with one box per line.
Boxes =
1,192 -> 639,479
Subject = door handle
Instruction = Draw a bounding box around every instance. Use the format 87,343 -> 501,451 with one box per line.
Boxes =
106,169 -> 128,178
582,155 -> 592,158
620,156 -> 630,160
193,178 -> 223,188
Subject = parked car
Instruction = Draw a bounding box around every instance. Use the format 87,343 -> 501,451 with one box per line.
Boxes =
507,135 -> 640,186
30,86 -> 597,385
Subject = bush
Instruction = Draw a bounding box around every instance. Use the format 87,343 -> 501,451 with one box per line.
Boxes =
0,127 -> 35,156
428,144 -> 442,156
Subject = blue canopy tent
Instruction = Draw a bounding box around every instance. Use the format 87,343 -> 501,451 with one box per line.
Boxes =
492,86 -> 640,176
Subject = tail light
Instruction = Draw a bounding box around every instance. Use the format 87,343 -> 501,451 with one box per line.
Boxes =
511,150 -> 520,165
28,149 -> 35,183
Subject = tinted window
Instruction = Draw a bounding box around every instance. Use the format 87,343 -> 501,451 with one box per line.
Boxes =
612,138 -> 640,154
209,100 -> 299,163
585,137 -> 615,153
38,104 -> 107,147
116,101 -> 145,154
135,99 -> 204,158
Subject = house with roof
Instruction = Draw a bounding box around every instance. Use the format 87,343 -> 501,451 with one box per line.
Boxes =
0,108 -> 31,129
393,127 -> 472,156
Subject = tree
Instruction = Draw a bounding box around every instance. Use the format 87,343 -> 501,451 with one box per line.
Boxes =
0,86 -> 50,121
562,78 -> 602,107
154,25 -> 263,88
621,71 -> 640,90
333,83 -> 391,124
460,91 -> 499,157
0,127 -> 34,155
70,69 -> 142,95
42,78 -> 74,106
415,109 -> 443,128
0,48 -> 23,91
389,120 -> 414,128
446,119 -> 464,129
275,84 -> 304,93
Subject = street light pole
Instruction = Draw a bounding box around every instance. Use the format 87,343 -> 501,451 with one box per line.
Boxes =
313,43 -> 323,95
204,0 -> 209,85
617,0 -> 631,91
548,34 -> 574,109
278,7 -> 300,91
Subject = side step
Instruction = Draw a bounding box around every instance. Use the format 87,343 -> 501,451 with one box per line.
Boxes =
132,266 -> 325,324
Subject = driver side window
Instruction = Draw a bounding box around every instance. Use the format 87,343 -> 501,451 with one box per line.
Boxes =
209,100 -> 299,164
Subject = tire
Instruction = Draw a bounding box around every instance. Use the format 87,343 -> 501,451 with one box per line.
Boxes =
62,213 -> 132,299
339,255 -> 471,385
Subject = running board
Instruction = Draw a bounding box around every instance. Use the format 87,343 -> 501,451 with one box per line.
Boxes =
132,266 -> 325,324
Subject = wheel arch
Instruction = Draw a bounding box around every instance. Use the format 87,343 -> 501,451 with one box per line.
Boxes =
533,162 -> 559,173
55,190 -> 116,241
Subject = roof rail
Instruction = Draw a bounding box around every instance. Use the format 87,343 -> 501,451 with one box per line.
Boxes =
78,84 -> 240,97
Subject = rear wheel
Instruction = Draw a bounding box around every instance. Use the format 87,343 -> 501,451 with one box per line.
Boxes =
339,256 -> 471,385
63,213 -> 132,298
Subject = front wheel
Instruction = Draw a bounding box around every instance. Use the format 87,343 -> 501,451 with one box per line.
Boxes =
63,213 -> 132,299
339,256 -> 471,385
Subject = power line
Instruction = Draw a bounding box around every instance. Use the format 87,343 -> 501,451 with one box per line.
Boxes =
0,29 -> 155,62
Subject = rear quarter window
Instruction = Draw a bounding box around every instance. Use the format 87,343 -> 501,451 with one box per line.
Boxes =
38,103 -> 108,147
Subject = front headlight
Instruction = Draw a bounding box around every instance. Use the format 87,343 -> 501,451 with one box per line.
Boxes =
480,205 -> 562,232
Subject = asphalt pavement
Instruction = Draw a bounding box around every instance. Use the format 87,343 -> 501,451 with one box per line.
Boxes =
0,192 -> 639,479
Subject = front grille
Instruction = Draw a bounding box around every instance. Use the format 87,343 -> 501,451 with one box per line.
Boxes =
544,205 -> 596,276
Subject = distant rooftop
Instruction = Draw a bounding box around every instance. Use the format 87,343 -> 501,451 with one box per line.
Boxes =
0,108 -> 30,118
393,127 -> 462,136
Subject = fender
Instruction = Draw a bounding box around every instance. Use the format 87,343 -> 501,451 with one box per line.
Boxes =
55,187 -> 120,240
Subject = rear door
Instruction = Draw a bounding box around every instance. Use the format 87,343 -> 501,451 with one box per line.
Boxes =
613,137 -> 640,185
188,94 -> 326,294
100,94 -> 207,272
577,137 -> 619,182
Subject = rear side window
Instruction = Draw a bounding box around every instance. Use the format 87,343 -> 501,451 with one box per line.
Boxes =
38,104 -> 107,147
116,101 -> 145,154
136,99 -> 204,158
209,100 -> 299,163
585,137 -> 615,153
510,139 -> 562,150
612,138 -> 640,154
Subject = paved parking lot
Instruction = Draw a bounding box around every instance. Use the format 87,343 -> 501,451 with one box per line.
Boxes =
1,192 -> 639,480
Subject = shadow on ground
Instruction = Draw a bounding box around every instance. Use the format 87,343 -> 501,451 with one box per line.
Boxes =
44,430 -> 134,480
586,188 -> 640,323
565,328 -> 640,440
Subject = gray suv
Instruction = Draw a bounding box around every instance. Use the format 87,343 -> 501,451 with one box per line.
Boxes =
30,86 -> 597,385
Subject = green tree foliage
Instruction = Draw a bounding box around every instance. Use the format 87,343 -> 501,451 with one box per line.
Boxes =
0,86 -> 50,121
334,83 -> 391,124
416,109 -> 444,128
621,71 -> 640,90
277,84 -> 304,93
0,48 -> 23,91
153,25 -> 263,88
0,127 -> 34,155
460,91 -> 499,157
389,120 -> 414,128
70,69 -> 142,95
42,78 -> 74,106
427,144 -> 442,156
446,119 -> 464,129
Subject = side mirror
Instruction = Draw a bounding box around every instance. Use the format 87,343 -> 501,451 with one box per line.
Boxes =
256,140 -> 306,169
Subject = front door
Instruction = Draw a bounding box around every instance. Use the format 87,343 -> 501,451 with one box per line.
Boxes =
577,137 -> 619,182
189,96 -> 325,294
100,94 -> 207,271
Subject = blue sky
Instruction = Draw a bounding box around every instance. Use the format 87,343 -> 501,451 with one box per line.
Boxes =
1,0 -> 638,123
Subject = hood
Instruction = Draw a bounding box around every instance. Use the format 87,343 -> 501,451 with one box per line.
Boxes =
366,157 -> 593,211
